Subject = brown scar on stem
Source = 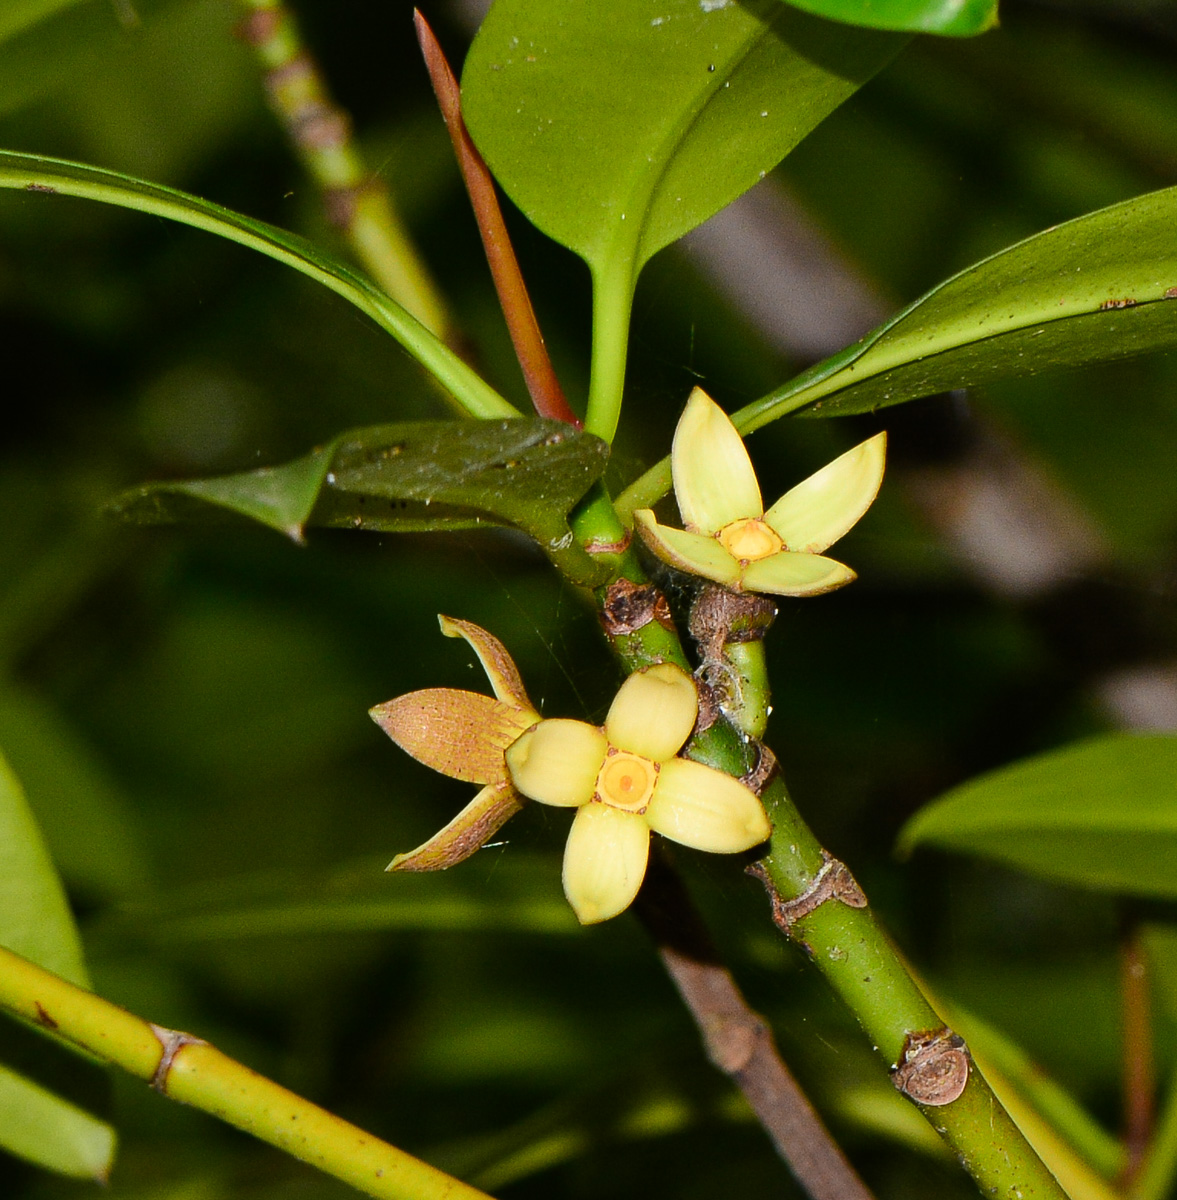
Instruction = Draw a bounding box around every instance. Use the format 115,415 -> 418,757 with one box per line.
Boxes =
585,531 -> 632,556
25,183 -> 57,194
891,1027 -> 971,1106
740,741 -> 777,795
1099,297 -> 1137,311
748,850 -> 868,943
149,1023 -> 208,1095
33,1002 -> 58,1030
599,577 -> 673,637
1165,287 -> 1177,300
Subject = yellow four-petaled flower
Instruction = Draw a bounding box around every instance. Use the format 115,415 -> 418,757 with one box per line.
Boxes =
633,388 -> 886,596
373,617 -> 771,924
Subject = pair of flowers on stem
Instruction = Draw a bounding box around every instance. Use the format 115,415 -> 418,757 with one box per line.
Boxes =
374,389 -> 886,923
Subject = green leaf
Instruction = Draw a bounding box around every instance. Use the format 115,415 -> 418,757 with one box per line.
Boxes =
0,0 -> 87,45
108,420 -> 612,583
0,685 -> 150,899
778,0 -> 997,37
0,748 -> 87,984
0,1062 -> 114,1181
0,749 -> 115,1181
463,0 -> 903,271
0,150 -> 516,421
462,0 -> 904,438
737,185 -> 1177,433
898,734 -> 1177,898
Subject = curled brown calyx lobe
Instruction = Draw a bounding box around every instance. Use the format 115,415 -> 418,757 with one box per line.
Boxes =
891,1028 -> 971,1106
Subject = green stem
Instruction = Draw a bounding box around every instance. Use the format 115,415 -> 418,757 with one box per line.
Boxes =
237,0 -> 452,341
1133,1063 -> 1177,1200
0,944 -> 491,1200
584,263 -> 636,443
0,152 -> 519,422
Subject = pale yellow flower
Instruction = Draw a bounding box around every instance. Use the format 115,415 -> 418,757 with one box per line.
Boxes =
634,388 -> 886,596
374,618 -> 771,924
506,662 -> 771,924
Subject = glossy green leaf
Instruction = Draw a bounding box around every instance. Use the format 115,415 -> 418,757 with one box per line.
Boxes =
898,734 -> 1177,898
778,0 -> 997,36
464,0 -> 903,271
0,750 -> 115,1180
109,420 -> 611,581
0,150 -> 516,421
0,1063 -> 114,1181
737,185 -> 1177,433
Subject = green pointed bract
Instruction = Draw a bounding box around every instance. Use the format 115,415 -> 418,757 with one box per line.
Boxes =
646,760 -> 771,853
672,387 -> 763,533
562,804 -> 650,925
506,719 -> 607,807
741,553 -> 855,597
632,511 -> 742,585
604,664 -> 698,762
763,432 -> 887,553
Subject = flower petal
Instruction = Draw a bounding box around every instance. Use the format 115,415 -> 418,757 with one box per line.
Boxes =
740,552 -> 856,597
438,614 -> 537,715
646,759 -> 771,852
506,719 -> 606,807
370,689 -> 532,784
633,510 -> 741,586
763,431 -> 886,553
387,782 -> 524,872
562,803 -> 650,924
672,388 -> 763,533
605,664 -> 698,762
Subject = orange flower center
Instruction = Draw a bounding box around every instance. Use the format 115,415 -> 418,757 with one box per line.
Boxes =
717,517 -> 783,563
595,748 -> 658,813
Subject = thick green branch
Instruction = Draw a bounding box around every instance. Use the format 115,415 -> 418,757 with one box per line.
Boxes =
0,944 -> 491,1200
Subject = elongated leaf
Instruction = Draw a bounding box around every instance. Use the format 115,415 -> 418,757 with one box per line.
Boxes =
737,185 -> 1177,433
463,0 -> 904,273
109,420 -> 611,582
779,0 -> 997,36
0,150 -> 516,420
93,855 -> 578,943
0,749 -> 87,984
0,750 -> 115,1180
898,734 -> 1177,898
0,1063 -> 113,1181
0,685 -> 149,899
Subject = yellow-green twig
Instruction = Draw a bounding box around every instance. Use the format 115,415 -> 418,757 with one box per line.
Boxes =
237,0 -> 453,342
0,943 -> 492,1200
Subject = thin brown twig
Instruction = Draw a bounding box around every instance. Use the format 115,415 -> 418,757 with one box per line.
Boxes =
414,10 -> 581,428
634,846 -> 876,1200
1121,909 -> 1156,1186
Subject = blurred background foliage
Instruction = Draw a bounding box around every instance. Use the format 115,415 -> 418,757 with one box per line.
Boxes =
2,0 -> 1177,1196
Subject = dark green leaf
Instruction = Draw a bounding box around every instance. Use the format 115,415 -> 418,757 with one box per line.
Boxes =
109,420 -> 611,582
0,685 -> 150,899
898,734 -> 1177,898
0,150 -> 516,420
737,185 -> 1177,433
463,0 -> 904,274
779,0 -> 997,37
